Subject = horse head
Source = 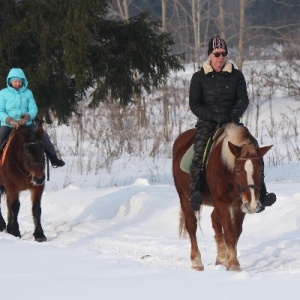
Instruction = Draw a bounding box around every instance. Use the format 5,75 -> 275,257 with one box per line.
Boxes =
14,125 -> 46,186
228,141 -> 273,214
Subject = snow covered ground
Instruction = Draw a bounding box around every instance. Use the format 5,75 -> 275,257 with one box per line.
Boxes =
1,64 -> 300,299
1,147 -> 300,299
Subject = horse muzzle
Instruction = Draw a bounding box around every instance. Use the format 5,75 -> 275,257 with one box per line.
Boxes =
30,175 -> 45,186
241,201 -> 262,214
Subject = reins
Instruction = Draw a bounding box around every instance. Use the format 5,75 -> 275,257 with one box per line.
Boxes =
223,156 -> 262,202
3,128 -> 46,186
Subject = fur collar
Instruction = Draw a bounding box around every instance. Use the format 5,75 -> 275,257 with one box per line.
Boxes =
202,59 -> 232,74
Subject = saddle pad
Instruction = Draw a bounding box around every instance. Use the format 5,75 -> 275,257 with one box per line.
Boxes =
180,143 -> 194,174
180,133 -> 216,174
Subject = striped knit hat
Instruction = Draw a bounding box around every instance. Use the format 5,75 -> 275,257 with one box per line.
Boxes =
208,34 -> 228,55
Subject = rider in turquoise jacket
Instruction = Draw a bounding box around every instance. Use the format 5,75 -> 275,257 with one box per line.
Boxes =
0,68 -> 65,168
0,68 -> 37,126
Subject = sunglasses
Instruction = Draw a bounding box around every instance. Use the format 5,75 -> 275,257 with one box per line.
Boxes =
212,52 -> 227,57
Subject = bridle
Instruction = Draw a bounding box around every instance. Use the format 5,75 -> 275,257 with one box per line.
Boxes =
10,140 -> 45,186
223,156 -> 262,202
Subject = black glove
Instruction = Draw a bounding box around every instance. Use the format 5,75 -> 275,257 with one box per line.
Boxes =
230,116 -> 240,124
211,113 -> 229,125
5,117 -> 18,128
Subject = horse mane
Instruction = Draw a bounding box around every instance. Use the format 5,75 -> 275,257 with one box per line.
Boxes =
215,124 -> 253,172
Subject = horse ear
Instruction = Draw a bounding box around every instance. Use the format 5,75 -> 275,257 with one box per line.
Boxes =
228,141 -> 242,157
257,145 -> 273,157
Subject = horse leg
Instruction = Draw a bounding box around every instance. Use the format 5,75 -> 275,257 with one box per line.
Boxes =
182,207 -> 204,271
215,204 -> 241,271
224,208 -> 242,271
211,208 -> 229,267
6,193 -> 21,238
31,188 -> 47,242
0,193 -> 6,231
233,209 -> 245,243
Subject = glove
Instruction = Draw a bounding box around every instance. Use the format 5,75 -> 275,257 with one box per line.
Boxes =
18,114 -> 31,125
230,116 -> 240,124
5,117 -> 18,128
211,113 -> 229,125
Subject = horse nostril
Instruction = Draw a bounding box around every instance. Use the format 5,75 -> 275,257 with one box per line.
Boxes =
32,176 -> 45,186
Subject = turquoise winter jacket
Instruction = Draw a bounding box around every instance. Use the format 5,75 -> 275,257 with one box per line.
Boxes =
0,68 -> 38,127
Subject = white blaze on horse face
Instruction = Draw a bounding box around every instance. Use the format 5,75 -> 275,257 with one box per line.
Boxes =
244,159 -> 257,211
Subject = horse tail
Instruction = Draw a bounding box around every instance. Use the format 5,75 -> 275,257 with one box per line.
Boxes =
0,185 -> 5,204
179,208 -> 203,238
0,185 -> 5,195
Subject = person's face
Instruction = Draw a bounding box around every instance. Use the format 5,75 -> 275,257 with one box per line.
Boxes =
10,79 -> 23,90
209,49 -> 227,71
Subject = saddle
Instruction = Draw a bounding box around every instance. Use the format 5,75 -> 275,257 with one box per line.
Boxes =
180,125 -> 226,174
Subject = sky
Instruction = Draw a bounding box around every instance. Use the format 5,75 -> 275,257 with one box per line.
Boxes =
1,65 -> 300,299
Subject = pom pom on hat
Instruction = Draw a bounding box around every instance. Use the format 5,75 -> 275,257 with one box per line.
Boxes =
208,34 -> 228,55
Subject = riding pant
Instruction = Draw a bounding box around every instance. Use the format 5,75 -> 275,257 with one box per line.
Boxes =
190,120 -> 217,196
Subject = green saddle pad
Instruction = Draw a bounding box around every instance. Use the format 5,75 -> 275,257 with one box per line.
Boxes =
180,144 -> 194,174
180,137 -> 213,174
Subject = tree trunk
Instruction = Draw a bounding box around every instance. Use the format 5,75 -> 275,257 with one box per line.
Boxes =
219,0 -> 225,39
162,0 -> 169,141
237,0 -> 245,70
116,0 -> 129,20
192,0 -> 201,69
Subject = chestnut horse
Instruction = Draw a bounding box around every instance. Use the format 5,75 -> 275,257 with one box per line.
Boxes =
173,123 -> 272,271
0,125 -> 47,242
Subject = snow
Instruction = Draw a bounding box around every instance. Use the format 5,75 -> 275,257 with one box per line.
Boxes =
1,65 -> 300,299
1,178 -> 300,299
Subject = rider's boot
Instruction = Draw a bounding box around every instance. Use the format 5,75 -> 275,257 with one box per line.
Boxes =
44,149 -> 65,168
257,179 -> 276,213
48,154 -> 65,168
189,162 -> 204,211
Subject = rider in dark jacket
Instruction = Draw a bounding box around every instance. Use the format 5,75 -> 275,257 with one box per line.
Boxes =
189,34 -> 276,212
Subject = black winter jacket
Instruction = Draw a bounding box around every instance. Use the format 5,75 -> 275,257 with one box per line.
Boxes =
189,60 -> 249,122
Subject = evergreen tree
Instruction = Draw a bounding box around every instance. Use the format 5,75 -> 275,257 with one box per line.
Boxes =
0,0 -> 183,124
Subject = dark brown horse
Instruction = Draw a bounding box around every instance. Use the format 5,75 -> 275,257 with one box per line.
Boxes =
0,125 -> 47,242
173,123 -> 272,271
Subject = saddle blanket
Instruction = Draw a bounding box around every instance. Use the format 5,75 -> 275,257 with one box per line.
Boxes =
180,143 -> 194,174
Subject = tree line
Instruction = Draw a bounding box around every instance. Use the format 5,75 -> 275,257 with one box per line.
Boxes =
108,0 -> 300,68
0,0 -> 183,124
1,0 -> 299,128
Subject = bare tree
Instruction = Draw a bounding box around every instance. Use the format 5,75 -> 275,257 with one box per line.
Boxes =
192,0 -> 201,69
161,0 -> 170,141
237,0 -> 245,70
218,0 -> 225,39
116,0 -> 131,19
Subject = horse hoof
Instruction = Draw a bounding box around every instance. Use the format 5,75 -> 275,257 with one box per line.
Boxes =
0,222 -> 6,232
192,265 -> 204,271
228,264 -> 241,272
7,229 -> 21,238
35,236 -> 47,242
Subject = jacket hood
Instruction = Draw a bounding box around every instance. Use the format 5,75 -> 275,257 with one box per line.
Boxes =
6,68 -> 28,88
